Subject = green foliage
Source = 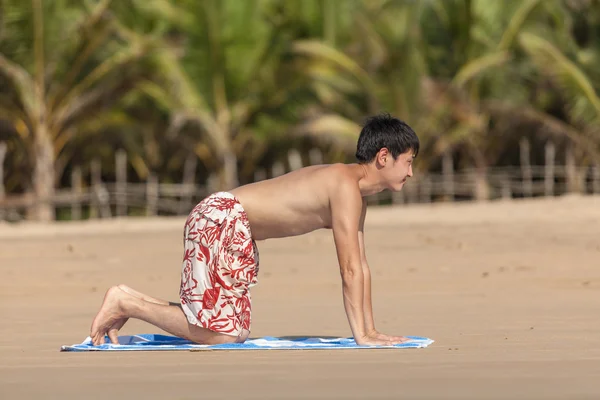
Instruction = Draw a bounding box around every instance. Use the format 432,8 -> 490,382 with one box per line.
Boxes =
0,0 -> 599,214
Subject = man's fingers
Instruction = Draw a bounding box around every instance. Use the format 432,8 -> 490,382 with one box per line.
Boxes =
108,328 -> 119,345
94,332 -> 105,345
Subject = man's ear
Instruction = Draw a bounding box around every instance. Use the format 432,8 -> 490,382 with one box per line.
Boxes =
376,148 -> 389,167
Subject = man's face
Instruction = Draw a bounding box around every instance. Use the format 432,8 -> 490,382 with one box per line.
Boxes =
386,149 -> 414,191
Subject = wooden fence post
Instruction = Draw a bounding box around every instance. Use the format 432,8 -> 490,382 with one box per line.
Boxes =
146,173 -> 159,216
593,164 -> 600,195
179,154 -> 197,215
472,168 -> 489,201
391,189 -> 405,204
254,168 -> 267,182
90,159 -> 101,219
520,137 -> 532,197
420,175 -> 432,203
309,148 -> 324,165
544,141 -> 555,197
442,151 -> 454,201
115,149 -> 127,217
565,144 -> 579,193
71,167 -> 82,220
500,172 -> 512,200
271,161 -> 285,177
288,149 -> 303,171
0,142 -> 6,220
406,178 -> 419,204
90,159 -> 111,219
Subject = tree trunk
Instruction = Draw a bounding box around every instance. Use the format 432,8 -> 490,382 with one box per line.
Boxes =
473,165 -> 490,201
218,148 -> 239,191
565,144 -> 585,194
32,123 -> 55,221
472,150 -> 489,201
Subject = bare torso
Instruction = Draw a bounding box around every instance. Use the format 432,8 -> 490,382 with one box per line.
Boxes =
230,164 -> 364,241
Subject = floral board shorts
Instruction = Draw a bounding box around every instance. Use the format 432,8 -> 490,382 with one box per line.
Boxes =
179,191 -> 259,338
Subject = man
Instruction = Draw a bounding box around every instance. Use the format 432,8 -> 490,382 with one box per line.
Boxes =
90,113 -> 419,347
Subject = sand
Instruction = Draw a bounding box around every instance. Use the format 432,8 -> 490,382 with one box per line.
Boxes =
1,195 -> 599,399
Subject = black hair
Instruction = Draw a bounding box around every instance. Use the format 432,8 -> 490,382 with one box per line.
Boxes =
355,113 -> 419,163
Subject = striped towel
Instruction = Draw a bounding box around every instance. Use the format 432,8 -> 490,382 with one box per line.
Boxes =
61,334 -> 434,352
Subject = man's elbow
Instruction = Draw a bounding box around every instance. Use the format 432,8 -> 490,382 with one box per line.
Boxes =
340,265 -> 363,280
361,265 -> 371,280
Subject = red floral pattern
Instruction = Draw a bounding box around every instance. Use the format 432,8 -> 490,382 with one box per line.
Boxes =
179,192 -> 259,337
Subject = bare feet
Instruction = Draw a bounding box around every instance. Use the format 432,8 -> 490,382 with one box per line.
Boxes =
89,284 -> 240,346
90,286 -> 135,345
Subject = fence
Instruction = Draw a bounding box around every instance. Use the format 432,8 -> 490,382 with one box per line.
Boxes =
0,141 -> 599,222
371,164 -> 600,205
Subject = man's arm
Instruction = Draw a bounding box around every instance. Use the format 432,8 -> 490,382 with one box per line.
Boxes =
358,199 -> 410,344
330,177 -> 367,343
358,199 -> 376,334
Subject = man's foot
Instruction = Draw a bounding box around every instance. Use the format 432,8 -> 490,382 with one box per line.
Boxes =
90,286 -> 135,345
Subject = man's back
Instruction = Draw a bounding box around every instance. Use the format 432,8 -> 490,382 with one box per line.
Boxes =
230,163 -> 363,241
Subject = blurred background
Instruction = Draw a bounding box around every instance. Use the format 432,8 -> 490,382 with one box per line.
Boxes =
0,0 -> 599,222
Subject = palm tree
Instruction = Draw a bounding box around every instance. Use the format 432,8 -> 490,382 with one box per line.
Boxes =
376,0 -> 600,200
481,0 -> 600,179
259,0 -> 424,159
139,0 -> 377,190
0,0 -> 172,220
516,18 -> 600,153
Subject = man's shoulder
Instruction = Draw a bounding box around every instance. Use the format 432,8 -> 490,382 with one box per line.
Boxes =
321,163 -> 359,180
287,163 -> 359,191
325,164 -> 364,228
324,164 -> 362,203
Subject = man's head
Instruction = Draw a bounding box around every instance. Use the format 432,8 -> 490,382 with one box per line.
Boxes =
355,113 -> 419,191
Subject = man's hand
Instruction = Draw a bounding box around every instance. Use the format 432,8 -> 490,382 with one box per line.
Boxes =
355,330 -> 411,346
368,330 -> 410,343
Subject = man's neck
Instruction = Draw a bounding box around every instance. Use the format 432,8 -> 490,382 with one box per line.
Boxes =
355,163 -> 387,197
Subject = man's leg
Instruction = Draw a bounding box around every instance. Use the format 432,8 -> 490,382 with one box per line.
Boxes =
90,285 -> 248,346
117,284 -> 174,306
91,284 -> 177,342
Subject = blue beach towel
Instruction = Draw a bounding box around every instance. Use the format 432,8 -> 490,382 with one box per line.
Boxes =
61,334 -> 434,352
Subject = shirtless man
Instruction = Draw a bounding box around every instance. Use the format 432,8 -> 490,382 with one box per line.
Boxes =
90,113 -> 419,347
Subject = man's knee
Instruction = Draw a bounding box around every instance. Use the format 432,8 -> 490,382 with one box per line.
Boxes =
236,329 -> 250,343
117,283 -> 131,292
186,323 -> 241,345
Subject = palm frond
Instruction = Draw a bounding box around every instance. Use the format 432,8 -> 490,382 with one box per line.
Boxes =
291,114 -> 361,153
497,0 -> 543,50
0,99 -> 27,125
452,51 -> 510,87
291,40 -> 377,96
152,48 -> 209,112
519,32 -> 600,126
0,53 -> 36,120
47,0 -> 114,110
131,0 -> 190,25
50,76 -> 140,135
485,100 -> 600,162
51,38 -> 152,120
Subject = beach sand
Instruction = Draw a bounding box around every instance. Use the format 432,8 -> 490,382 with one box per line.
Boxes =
1,195 -> 599,399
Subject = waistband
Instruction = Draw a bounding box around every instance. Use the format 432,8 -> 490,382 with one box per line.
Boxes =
195,191 -> 247,223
